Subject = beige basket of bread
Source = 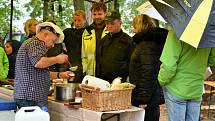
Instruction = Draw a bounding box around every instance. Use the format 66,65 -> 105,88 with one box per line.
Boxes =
79,82 -> 135,112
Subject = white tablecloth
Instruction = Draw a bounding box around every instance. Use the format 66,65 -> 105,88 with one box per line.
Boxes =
0,87 -> 145,121
48,100 -> 145,121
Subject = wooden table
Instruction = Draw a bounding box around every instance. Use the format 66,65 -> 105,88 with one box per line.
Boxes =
204,81 -> 215,87
204,81 -> 215,118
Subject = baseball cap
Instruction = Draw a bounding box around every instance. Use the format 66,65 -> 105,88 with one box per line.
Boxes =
105,11 -> 121,21
36,22 -> 64,43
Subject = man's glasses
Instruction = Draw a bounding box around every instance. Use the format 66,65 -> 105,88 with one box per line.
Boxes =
40,26 -> 60,37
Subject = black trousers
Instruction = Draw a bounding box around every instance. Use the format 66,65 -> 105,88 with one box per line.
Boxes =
144,105 -> 160,121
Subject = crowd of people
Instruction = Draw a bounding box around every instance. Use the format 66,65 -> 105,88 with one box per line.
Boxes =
0,2 -> 215,121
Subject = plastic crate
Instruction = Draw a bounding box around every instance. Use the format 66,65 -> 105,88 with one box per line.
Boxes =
0,98 -> 16,111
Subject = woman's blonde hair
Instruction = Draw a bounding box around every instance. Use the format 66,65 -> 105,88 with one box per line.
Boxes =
24,18 -> 38,36
73,10 -> 86,20
133,14 -> 157,33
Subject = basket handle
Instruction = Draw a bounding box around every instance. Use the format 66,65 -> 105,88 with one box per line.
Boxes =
79,84 -> 101,92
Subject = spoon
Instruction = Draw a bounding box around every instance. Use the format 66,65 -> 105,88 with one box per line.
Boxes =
67,60 -> 78,71
69,66 -> 78,71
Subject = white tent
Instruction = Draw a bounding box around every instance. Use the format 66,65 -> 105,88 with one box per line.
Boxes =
136,1 -> 166,23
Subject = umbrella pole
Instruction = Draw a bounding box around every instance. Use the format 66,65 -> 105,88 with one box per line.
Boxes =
9,0 -> 13,40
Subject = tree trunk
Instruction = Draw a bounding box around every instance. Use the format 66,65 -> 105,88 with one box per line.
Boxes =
85,1 -> 92,24
114,0 -> 119,12
10,0 -> 13,40
43,0 -> 49,21
73,0 -> 85,11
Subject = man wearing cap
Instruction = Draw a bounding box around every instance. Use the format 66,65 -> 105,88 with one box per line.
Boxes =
95,11 -> 134,83
82,2 -> 109,76
14,22 -> 75,108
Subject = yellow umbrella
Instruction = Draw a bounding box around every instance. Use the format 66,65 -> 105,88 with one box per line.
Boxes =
149,0 -> 214,48
180,0 -> 213,48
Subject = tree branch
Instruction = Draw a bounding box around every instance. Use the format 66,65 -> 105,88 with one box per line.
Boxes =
84,0 -> 96,3
104,0 -> 113,3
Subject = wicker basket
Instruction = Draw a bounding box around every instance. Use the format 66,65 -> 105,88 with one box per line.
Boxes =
80,84 -> 133,112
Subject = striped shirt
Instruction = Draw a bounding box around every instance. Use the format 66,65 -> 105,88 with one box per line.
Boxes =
14,37 -> 50,103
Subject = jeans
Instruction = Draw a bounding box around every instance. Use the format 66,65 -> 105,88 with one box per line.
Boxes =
15,99 -> 48,109
163,87 -> 201,121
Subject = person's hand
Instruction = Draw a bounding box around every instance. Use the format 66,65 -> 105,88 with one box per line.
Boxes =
59,71 -> 75,81
56,54 -> 68,64
52,79 -> 64,84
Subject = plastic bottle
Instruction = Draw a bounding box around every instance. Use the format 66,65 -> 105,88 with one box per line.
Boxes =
15,106 -> 50,121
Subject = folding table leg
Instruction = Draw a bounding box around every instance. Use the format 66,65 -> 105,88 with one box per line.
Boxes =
101,114 -> 120,121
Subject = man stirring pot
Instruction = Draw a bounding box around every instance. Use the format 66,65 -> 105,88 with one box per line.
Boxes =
14,22 -> 75,109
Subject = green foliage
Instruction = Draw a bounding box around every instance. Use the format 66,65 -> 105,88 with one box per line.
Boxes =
24,0 -> 43,19
23,0 -> 146,33
0,0 -> 23,38
119,0 -> 146,35
25,0 -> 74,30
0,0 -> 147,38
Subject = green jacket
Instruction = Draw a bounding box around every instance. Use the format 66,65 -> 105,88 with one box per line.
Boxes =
158,30 -> 215,100
0,47 -> 9,80
81,25 -> 108,76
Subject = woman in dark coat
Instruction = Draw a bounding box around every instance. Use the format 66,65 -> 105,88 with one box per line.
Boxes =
129,14 -> 168,121
4,40 -> 21,79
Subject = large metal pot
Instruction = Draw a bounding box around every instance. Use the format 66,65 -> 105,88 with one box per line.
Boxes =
54,83 -> 79,102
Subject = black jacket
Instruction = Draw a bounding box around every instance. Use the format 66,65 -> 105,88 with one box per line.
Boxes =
46,43 -> 65,72
63,27 -> 85,82
96,30 -> 134,83
7,40 -> 21,79
7,54 -> 17,79
129,28 -> 168,107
